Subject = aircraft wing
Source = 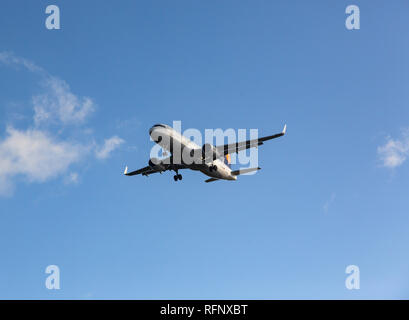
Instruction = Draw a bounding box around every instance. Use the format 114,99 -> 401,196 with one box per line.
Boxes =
215,124 -> 286,156
123,163 -> 188,177
124,165 -> 156,176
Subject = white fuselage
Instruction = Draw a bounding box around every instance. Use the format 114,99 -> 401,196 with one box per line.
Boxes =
149,124 -> 236,180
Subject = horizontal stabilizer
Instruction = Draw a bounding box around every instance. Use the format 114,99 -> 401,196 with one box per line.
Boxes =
231,167 -> 261,176
205,178 -> 219,183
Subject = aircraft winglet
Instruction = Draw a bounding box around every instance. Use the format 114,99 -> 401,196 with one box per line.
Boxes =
124,166 -> 128,175
282,124 -> 287,135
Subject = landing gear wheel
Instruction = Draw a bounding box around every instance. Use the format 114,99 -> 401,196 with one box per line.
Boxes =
178,174 -> 182,180
212,165 -> 217,171
173,175 -> 178,181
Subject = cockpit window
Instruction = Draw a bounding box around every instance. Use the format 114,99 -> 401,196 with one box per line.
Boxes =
153,124 -> 166,128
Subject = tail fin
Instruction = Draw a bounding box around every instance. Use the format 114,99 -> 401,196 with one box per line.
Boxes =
224,154 -> 231,168
231,167 -> 261,176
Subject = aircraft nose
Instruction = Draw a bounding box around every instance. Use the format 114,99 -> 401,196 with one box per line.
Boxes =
149,124 -> 166,138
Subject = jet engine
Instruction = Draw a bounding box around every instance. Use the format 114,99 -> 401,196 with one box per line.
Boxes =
148,158 -> 166,171
202,143 -> 222,161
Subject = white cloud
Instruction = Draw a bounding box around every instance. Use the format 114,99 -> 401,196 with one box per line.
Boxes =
1,52 -> 95,126
377,130 -> 409,168
33,77 -> 95,126
0,127 -> 85,195
95,136 -> 124,159
0,52 -> 124,196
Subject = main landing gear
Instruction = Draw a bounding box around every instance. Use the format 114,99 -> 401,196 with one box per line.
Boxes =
209,165 -> 218,172
173,170 -> 182,181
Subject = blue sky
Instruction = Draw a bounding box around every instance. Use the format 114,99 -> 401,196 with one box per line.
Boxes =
1,0 -> 409,299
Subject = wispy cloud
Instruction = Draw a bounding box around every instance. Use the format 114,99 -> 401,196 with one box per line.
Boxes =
64,172 -> 80,185
0,52 -> 124,196
0,51 -> 44,73
1,51 -> 95,127
377,129 -> 409,168
323,193 -> 336,213
33,76 -> 95,126
95,136 -> 125,159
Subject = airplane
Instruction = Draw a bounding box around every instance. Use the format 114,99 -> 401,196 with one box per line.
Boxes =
124,123 -> 286,183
